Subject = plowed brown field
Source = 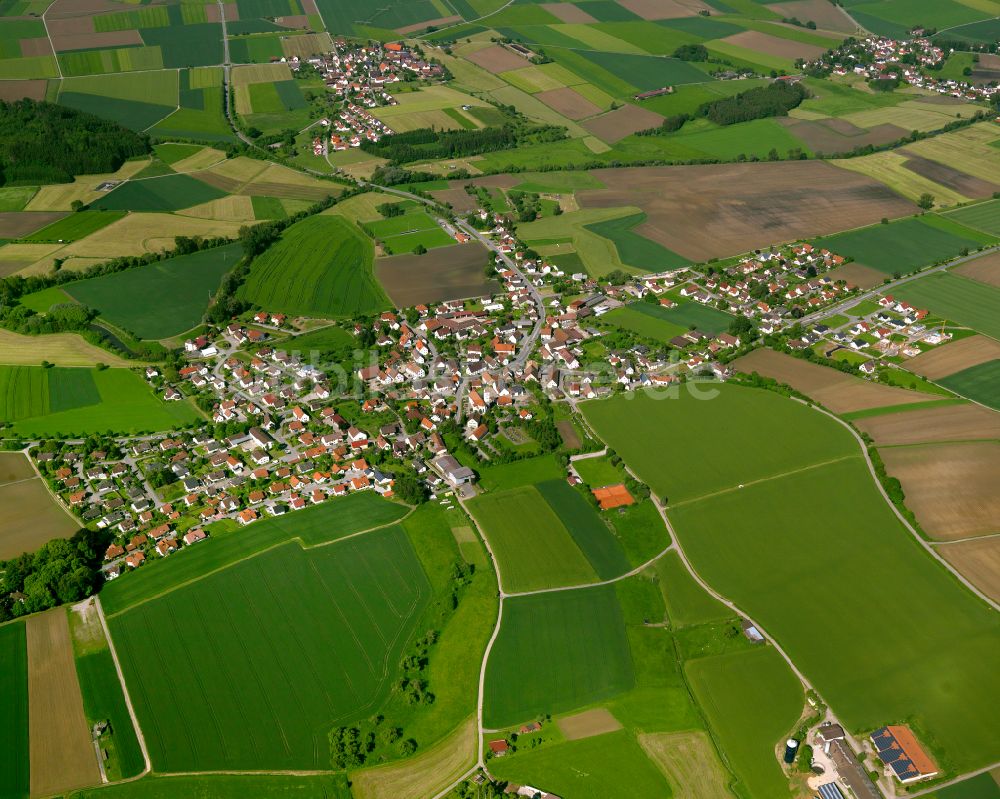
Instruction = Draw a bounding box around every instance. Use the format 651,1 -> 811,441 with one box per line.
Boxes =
938,537 -> 1000,603
732,348 -> 929,413
578,162 -> 915,262
854,403 -> 1000,445
907,335 -> 1000,380
881,441 -> 1000,540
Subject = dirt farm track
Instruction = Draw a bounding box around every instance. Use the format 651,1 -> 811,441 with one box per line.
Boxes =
578,161 -> 916,262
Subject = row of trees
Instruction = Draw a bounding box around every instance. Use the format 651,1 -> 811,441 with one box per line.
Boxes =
0,100 -> 150,186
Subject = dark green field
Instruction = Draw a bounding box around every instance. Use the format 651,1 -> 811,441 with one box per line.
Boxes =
939,360 -> 1000,411
536,478 -> 631,579
484,585 -> 633,728
240,215 -> 389,318
7,367 -> 200,437
90,174 -> 226,212
112,526 -> 429,771
22,210 -> 126,242
577,51 -> 710,90
817,216 -> 993,276
101,493 -> 406,616
604,300 -> 734,341
74,647 -> 145,779
62,243 -> 243,339
585,212 -> 690,271
0,621 -> 29,799
894,272 -> 1000,341
69,774 -> 351,798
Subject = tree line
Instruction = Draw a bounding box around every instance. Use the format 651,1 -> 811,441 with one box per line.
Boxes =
0,100 -> 150,186
0,527 -> 111,621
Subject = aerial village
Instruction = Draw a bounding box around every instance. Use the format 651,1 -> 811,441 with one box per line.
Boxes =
301,39 -> 445,155
806,34 -> 1000,105
22,190 -> 954,589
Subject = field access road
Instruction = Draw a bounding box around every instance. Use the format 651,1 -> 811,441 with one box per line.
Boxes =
801,245 -> 1000,327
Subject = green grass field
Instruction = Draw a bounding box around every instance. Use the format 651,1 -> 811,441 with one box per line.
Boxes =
489,729 -> 673,799
816,216 -> 992,276
60,243 -> 243,339
604,300 -> 733,341
112,526 -> 429,771
90,174 -> 226,212
68,774 -> 351,798
7,367 -> 200,436
484,585 -> 634,728
240,215 -> 388,318
100,493 -> 407,616
687,647 -> 802,799
469,485 -> 598,592
584,212 -> 690,271
636,393 -> 1000,774
536,478 -> 631,579
654,551 -> 733,628
571,454 -> 623,488
922,772 -> 1000,799
582,384 -> 855,503
21,210 -> 126,243
0,621 -> 29,799
943,200 -> 1000,237
74,645 -> 145,780
364,210 -> 454,254
894,272 -> 1000,341
939,360 -> 1000,411
476,453 -> 565,492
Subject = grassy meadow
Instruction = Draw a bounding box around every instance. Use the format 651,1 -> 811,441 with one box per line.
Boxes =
894,272 -> 1000,341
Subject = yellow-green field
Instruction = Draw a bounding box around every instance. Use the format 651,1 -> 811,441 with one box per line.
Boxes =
831,151 -> 970,206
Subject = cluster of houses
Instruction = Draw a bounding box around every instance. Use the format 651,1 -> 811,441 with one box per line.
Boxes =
786,292 -> 948,377
305,40 -> 445,155
809,35 -> 999,104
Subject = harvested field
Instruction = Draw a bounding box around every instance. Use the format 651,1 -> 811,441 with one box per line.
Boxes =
60,212 -> 245,259
639,730 -> 732,799
0,78 -> 46,100
0,452 -> 35,485
825,261 -> 886,289
280,31 -> 333,58
854,403 -> 1000,446
954,251 -> 1000,288
901,152 -> 999,199
536,86 -> 602,120
542,2 -> 597,23
351,719 -> 476,799
466,44 -> 529,73
375,241 -> 499,307
832,150 -> 971,208
720,30 -> 827,61
620,0 -> 707,19
0,456 -> 78,559
732,348 -> 929,414
0,211 -> 66,238
177,195 -> 255,221
578,162 -> 915,262
907,335 -> 1000,380
430,187 -> 477,214
48,0 -> 126,17
557,707 -> 622,740
937,537 -> 1000,604
231,62 -> 291,86
27,608 -> 101,797
584,104 -> 665,142
779,118 -> 907,154
556,419 -> 581,449
765,0 -> 855,32
0,328 -> 132,367
881,442 -> 1000,540
50,30 -> 142,50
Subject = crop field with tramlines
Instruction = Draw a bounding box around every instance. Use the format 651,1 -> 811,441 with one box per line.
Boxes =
110,526 -> 429,771
239,214 -> 389,318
